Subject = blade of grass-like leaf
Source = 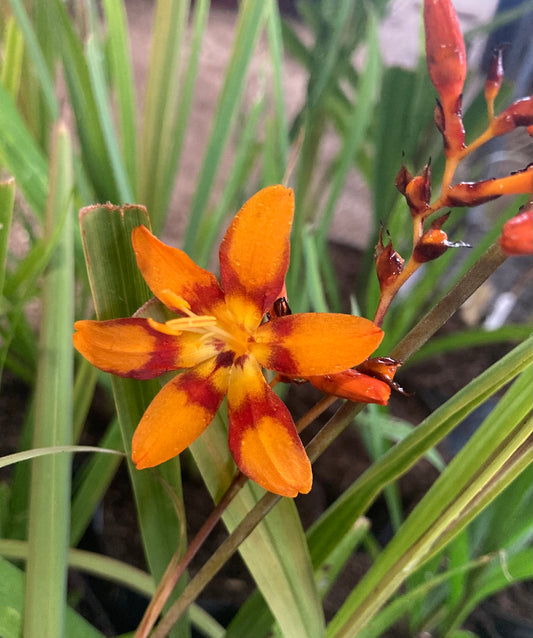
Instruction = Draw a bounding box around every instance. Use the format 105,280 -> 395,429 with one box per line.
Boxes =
0,445 -> 122,470
52,0 -> 119,202
101,0 -> 137,191
355,555 -> 494,638
0,556 -> 105,638
79,203 -> 188,637
306,336 -> 532,573
443,548 -> 533,638
1,17 -> 24,98
7,0 -> 59,120
303,228 -> 329,312
316,10 -> 381,244
0,83 -> 48,215
138,0 -> 190,228
183,0 -> 268,254
144,0 -> 211,232
405,324 -> 532,366
0,178 -> 15,300
189,412 -> 325,638
264,0 -> 288,182
23,123 -> 73,638
327,369 -> 532,638
86,34 -> 134,202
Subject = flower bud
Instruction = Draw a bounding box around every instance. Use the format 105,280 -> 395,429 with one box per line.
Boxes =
375,227 -> 404,291
308,369 -> 391,406
404,163 -> 432,217
490,96 -> 533,137
499,205 -> 533,256
413,215 -> 469,263
444,166 -> 533,207
424,0 -> 467,155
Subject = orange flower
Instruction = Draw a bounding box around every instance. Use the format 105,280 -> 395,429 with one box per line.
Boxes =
73,186 -> 384,497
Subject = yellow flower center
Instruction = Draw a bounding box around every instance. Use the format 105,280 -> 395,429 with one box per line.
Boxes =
149,291 -> 253,358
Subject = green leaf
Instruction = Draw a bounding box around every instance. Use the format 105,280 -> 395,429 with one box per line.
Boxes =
0,82 -> 48,215
0,178 -> 15,302
23,123 -> 74,638
1,17 -> 24,98
0,555 -> 105,638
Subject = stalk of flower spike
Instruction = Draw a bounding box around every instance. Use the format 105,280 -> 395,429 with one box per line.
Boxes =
424,0 -> 466,157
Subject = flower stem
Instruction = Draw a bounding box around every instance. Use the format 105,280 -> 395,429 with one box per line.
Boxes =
134,471 -> 248,638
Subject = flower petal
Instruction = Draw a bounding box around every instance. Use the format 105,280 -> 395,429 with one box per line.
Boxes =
219,185 -> 294,329
73,318 -> 220,379
227,355 -> 312,497
309,370 -> 391,405
252,313 -> 384,376
132,225 -> 225,315
132,354 -> 233,469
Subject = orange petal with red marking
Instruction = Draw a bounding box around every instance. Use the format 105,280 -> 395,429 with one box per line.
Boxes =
73,318 -> 220,379
309,370 -> 391,405
227,355 -> 312,497
132,355 -> 232,469
132,225 -> 225,315
219,186 -> 294,330
252,313 -> 384,377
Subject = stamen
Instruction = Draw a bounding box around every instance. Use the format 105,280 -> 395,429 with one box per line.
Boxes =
147,316 -> 217,336
161,290 -> 193,315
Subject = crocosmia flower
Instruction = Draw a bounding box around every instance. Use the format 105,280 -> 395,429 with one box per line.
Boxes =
73,186 -> 384,497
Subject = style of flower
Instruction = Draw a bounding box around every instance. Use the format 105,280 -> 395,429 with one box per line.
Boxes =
74,186 -> 384,497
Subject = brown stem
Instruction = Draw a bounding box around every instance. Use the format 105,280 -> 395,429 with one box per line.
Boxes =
134,472 -> 248,638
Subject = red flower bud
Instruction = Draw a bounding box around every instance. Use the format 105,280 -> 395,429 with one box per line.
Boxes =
375,227 -> 404,291
445,166 -> 533,207
308,369 -> 391,406
499,206 -> 533,256
424,0 -> 467,155
491,96 -> 533,137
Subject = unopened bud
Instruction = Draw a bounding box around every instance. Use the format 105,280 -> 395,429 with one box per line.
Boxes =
445,166 -> 533,207
424,0 -> 467,155
404,163 -> 432,216
499,205 -> 533,256
375,227 -> 404,291
309,369 -> 391,406
490,96 -> 533,137
413,218 -> 469,263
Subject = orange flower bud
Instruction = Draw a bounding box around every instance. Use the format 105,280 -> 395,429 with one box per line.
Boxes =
308,369 -> 391,406
490,96 -> 533,137
375,227 -> 404,291
424,0 -> 467,155
357,356 -> 399,385
404,163 -> 432,217
445,166 -> 533,206
499,206 -> 533,256
413,216 -> 469,263
485,47 -> 505,111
